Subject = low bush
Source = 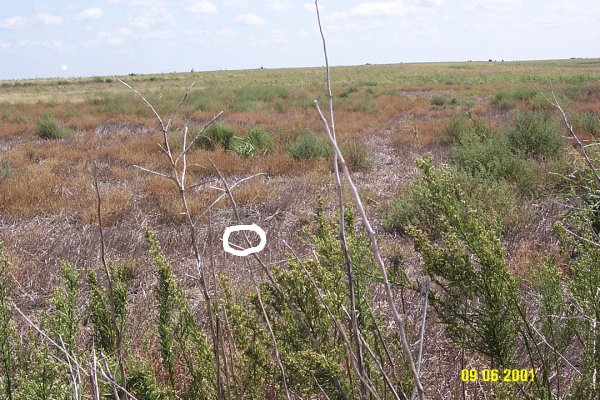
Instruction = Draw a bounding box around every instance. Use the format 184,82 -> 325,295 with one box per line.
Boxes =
577,110 -> 600,136
341,142 -> 373,172
507,110 -> 564,160
244,126 -> 274,154
383,159 -> 521,236
196,123 -> 235,151
431,94 -> 456,106
227,126 -> 274,158
36,112 -> 68,140
287,131 -> 331,160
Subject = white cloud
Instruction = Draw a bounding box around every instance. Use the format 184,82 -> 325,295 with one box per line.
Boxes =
302,3 -> 316,12
0,16 -> 27,29
74,8 -> 103,21
61,65 -> 68,71
34,13 -> 64,26
223,0 -> 247,5
465,0 -> 523,12
128,7 -> 174,30
332,1 -> 409,19
187,1 -> 218,14
266,0 -> 291,11
235,13 -> 265,26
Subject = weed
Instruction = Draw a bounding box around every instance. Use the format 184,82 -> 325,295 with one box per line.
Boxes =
196,123 -> 235,151
36,112 -> 69,139
287,130 -> 332,160
341,142 -> 373,172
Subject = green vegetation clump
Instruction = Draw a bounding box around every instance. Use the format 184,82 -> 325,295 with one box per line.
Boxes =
230,85 -> 289,111
196,123 -> 235,151
36,112 -> 68,139
431,94 -> 456,106
339,84 -> 358,98
341,142 -> 373,172
507,110 -> 563,160
287,131 -> 332,160
577,110 -> 600,136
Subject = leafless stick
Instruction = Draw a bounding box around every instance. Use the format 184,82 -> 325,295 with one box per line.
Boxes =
315,2 -> 366,396
410,280 -> 429,400
91,348 -> 100,400
314,100 -> 425,399
312,3 -> 423,397
252,271 -> 292,400
180,110 -> 225,158
132,165 -> 174,180
93,164 -> 128,398
120,80 -> 224,397
117,79 -> 164,129
342,307 -> 401,400
165,83 -> 195,133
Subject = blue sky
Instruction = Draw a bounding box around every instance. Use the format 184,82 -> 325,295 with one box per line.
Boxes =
1,0 -> 599,80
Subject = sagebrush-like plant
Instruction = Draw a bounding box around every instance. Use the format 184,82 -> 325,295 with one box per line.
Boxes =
407,159 -> 519,368
146,230 -> 215,397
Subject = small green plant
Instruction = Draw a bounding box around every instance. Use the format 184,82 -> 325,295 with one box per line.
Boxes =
341,142 -> 373,172
287,131 -> 332,160
196,123 -> 235,151
36,112 -> 68,140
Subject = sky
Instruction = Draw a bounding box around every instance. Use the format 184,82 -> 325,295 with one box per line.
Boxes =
1,0 -> 599,80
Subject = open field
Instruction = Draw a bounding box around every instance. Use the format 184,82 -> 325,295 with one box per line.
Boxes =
1,59 -> 600,399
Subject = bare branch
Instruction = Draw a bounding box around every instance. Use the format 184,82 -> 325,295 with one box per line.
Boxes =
165,82 -> 195,133
118,78 -> 165,130
133,165 -> 174,180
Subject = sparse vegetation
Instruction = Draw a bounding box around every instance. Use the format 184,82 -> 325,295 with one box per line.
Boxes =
0,58 -> 599,399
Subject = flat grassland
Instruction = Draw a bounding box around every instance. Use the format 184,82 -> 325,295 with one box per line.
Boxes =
1,59 -> 600,398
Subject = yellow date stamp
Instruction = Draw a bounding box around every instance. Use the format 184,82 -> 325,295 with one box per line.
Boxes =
461,368 -> 535,383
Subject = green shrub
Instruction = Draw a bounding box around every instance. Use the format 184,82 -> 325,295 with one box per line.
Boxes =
431,94 -> 455,106
577,110 -> 600,136
407,159 -> 519,368
196,123 -> 235,151
507,110 -> 563,160
339,84 -> 358,98
288,131 -> 331,160
36,113 -> 68,139
383,160 -> 521,236
245,126 -> 274,154
341,142 -> 373,172
492,91 -> 517,110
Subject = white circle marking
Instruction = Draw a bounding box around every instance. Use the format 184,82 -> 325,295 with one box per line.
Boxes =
223,224 -> 267,257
